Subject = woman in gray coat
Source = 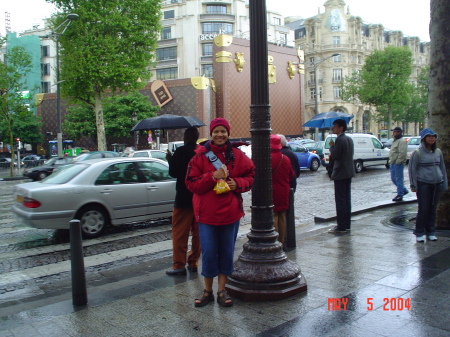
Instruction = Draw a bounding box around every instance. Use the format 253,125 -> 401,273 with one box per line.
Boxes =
408,128 -> 448,242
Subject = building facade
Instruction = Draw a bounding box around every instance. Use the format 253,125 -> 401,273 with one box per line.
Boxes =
287,0 -> 430,138
153,0 -> 295,80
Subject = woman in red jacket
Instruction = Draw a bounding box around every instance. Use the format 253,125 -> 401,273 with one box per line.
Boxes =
270,134 -> 295,246
186,118 -> 255,307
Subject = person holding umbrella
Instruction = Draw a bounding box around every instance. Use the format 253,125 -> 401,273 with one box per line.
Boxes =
186,118 -> 255,307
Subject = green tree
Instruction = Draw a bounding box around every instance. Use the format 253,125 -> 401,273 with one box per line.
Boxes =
48,0 -> 162,150
341,46 -> 413,131
0,42 -> 42,175
62,91 -> 159,142
404,66 -> 429,135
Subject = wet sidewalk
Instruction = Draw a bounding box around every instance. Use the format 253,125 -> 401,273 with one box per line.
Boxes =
1,203 -> 449,336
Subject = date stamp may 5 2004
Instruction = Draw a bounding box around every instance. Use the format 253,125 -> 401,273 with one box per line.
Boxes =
328,297 -> 412,311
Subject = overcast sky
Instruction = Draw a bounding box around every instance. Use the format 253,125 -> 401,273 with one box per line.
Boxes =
1,0 -> 430,41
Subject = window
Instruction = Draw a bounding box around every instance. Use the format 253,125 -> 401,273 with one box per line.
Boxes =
202,64 -> 214,77
161,27 -> 171,40
372,138 -> 382,149
310,88 -> 315,100
279,33 -> 287,45
202,22 -> 232,34
309,71 -> 315,83
41,63 -> 50,76
357,55 -> 362,64
206,5 -> 226,13
273,17 -> 281,25
41,45 -> 49,57
202,43 -> 213,56
309,57 -> 315,63
156,47 -> 177,61
333,69 -> 342,82
41,81 -> 50,93
333,86 -> 342,98
334,54 -> 341,62
157,67 -> 177,80
164,10 -> 175,19
138,161 -> 173,182
333,36 -> 340,45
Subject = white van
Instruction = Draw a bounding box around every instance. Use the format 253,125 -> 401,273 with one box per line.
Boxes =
323,133 -> 390,173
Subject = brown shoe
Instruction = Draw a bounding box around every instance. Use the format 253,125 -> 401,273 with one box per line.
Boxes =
195,290 -> 214,307
217,289 -> 233,307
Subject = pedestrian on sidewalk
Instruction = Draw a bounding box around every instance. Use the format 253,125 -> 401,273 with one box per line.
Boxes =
186,118 -> 255,307
328,119 -> 355,233
278,134 -> 300,192
271,135 -> 295,246
389,126 -> 409,201
408,128 -> 448,242
165,127 -> 202,276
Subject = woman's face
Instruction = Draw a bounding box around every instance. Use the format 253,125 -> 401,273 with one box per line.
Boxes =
211,125 -> 229,146
424,135 -> 437,146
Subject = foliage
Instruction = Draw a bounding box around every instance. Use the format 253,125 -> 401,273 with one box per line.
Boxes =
341,46 -> 413,127
103,91 -> 159,138
0,44 -> 42,174
48,0 -> 162,150
404,66 -> 428,124
62,91 -> 159,141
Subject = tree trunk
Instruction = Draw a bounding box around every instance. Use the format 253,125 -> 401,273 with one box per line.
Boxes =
94,91 -> 107,151
429,0 -> 450,229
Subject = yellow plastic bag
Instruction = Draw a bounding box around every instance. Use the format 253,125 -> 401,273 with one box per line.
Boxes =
214,179 -> 231,194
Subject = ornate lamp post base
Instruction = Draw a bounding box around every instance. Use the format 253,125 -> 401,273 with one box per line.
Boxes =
226,233 -> 307,301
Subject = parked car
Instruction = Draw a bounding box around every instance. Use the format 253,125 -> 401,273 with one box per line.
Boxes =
290,138 -> 316,146
382,138 -> 394,149
323,133 -> 390,173
130,149 -> 168,161
287,142 -> 321,171
23,157 -> 74,180
22,155 -> 43,168
303,141 -> 325,160
13,157 -> 176,238
406,136 -> 421,162
0,157 -> 16,168
72,151 -> 119,162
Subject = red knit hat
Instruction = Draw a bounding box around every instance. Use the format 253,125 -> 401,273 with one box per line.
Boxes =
270,134 -> 282,150
210,118 -> 230,136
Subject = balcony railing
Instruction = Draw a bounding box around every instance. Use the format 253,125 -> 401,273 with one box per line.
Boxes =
199,13 -> 235,21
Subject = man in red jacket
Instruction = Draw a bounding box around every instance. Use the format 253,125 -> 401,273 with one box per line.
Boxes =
270,134 -> 295,246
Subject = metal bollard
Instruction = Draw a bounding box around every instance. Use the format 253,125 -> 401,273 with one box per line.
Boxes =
69,219 -> 88,306
285,188 -> 296,248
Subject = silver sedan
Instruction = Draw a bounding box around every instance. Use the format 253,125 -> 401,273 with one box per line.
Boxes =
13,157 -> 176,238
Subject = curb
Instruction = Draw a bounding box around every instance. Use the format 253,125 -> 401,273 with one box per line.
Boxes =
314,197 -> 417,222
0,176 -> 29,181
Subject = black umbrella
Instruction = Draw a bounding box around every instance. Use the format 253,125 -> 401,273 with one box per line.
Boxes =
131,114 -> 206,131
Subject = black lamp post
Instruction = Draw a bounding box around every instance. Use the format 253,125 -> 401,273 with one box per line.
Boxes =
51,13 -> 79,157
225,0 -> 306,301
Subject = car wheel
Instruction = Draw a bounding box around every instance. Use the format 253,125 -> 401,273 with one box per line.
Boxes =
76,205 -> 109,239
310,158 -> 320,171
38,171 -> 48,180
355,160 -> 363,173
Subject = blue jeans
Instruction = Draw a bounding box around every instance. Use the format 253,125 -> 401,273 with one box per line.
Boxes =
390,163 -> 408,196
415,181 -> 442,236
198,221 -> 240,278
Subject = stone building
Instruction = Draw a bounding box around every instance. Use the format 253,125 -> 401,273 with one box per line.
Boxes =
287,0 -> 430,138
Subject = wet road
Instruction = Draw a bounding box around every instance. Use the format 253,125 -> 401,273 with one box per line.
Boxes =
0,165 -> 406,296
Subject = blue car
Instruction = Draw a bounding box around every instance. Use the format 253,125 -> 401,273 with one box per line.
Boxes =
287,142 -> 321,171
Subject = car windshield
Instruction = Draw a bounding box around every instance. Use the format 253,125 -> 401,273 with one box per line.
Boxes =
41,163 -> 88,184
408,138 -> 421,145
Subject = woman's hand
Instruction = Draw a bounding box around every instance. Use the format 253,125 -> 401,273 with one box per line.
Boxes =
213,168 -> 227,180
227,178 -> 237,191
